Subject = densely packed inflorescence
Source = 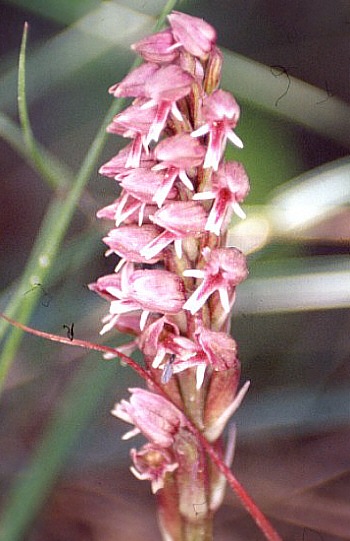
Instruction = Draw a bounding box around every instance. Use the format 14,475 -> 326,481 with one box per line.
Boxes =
89,10 -> 252,540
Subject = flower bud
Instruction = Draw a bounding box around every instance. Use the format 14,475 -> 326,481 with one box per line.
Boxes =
112,388 -> 187,447
109,63 -> 159,97
168,11 -> 216,58
103,224 -> 164,264
127,269 -> 186,314
131,29 -> 179,63
203,46 -> 223,94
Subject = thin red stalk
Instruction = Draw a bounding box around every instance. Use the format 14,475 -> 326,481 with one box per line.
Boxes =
0,314 -> 152,385
0,313 -> 282,541
196,434 -> 282,541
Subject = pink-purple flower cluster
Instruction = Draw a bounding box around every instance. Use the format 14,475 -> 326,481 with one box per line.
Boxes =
90,10 -> 250,535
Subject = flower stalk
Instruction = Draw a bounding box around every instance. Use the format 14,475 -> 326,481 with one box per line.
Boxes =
88,10 -> 281,541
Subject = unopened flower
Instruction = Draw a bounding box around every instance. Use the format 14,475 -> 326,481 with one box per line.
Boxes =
173,430 -> 208,520
204,380 -> 250,441
191,89 -> 243,170
109,62 -> 160,98
183,247 -> 247,314
112,387 -> 187,447
168,11 -> 217,58
103,224 -> 165,265
131,29 -> 179,63
203,45 -> 223,93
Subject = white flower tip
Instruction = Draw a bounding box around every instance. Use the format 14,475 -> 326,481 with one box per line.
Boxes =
140,310 -> 150,331
228,130 -> 244,149
232,201 -> 246,220
174,239 -> 183,259
219,288 -> 230,313
130,465 -> 145,481
196,364 -> 206,389
122,427 -> 141,440
152,352 -> 165,369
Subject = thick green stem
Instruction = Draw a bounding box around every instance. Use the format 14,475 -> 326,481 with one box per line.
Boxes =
183,518 -> 213,541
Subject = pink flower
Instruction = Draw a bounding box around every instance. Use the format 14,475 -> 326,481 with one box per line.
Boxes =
195,325 -> 239,371
154,134 -> 206,170
139,315 -> 208,388
130,444 -> 178,493
99,144 -> 156,178
103,224 -> 165,265
97,193 -> 161,228
141,201 -> 207,260
191,90 -> 243,170
142,65 -> 195,143
96,193 -> 145,227
183,247 -> 247,315
117,166 -> 178,206
193,161 -> 250,234
131,29 -> 179,63
89,263 -> 186,332
106,101 -> 158,167
88,272 -> 123,302
109,63 -> 194,145
109,63 -> 160,98
112,388 -> 187,447
168,11 -> 216,57
151,134 -> 206,205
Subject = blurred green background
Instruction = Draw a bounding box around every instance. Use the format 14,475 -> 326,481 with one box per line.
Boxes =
0,1 -> 349,540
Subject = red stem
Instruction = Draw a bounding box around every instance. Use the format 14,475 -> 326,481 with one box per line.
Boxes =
0,313 -> 282,541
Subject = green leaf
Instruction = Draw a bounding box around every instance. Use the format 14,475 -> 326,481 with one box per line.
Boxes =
221,48 -> 350,148
268,156 -> 350,233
